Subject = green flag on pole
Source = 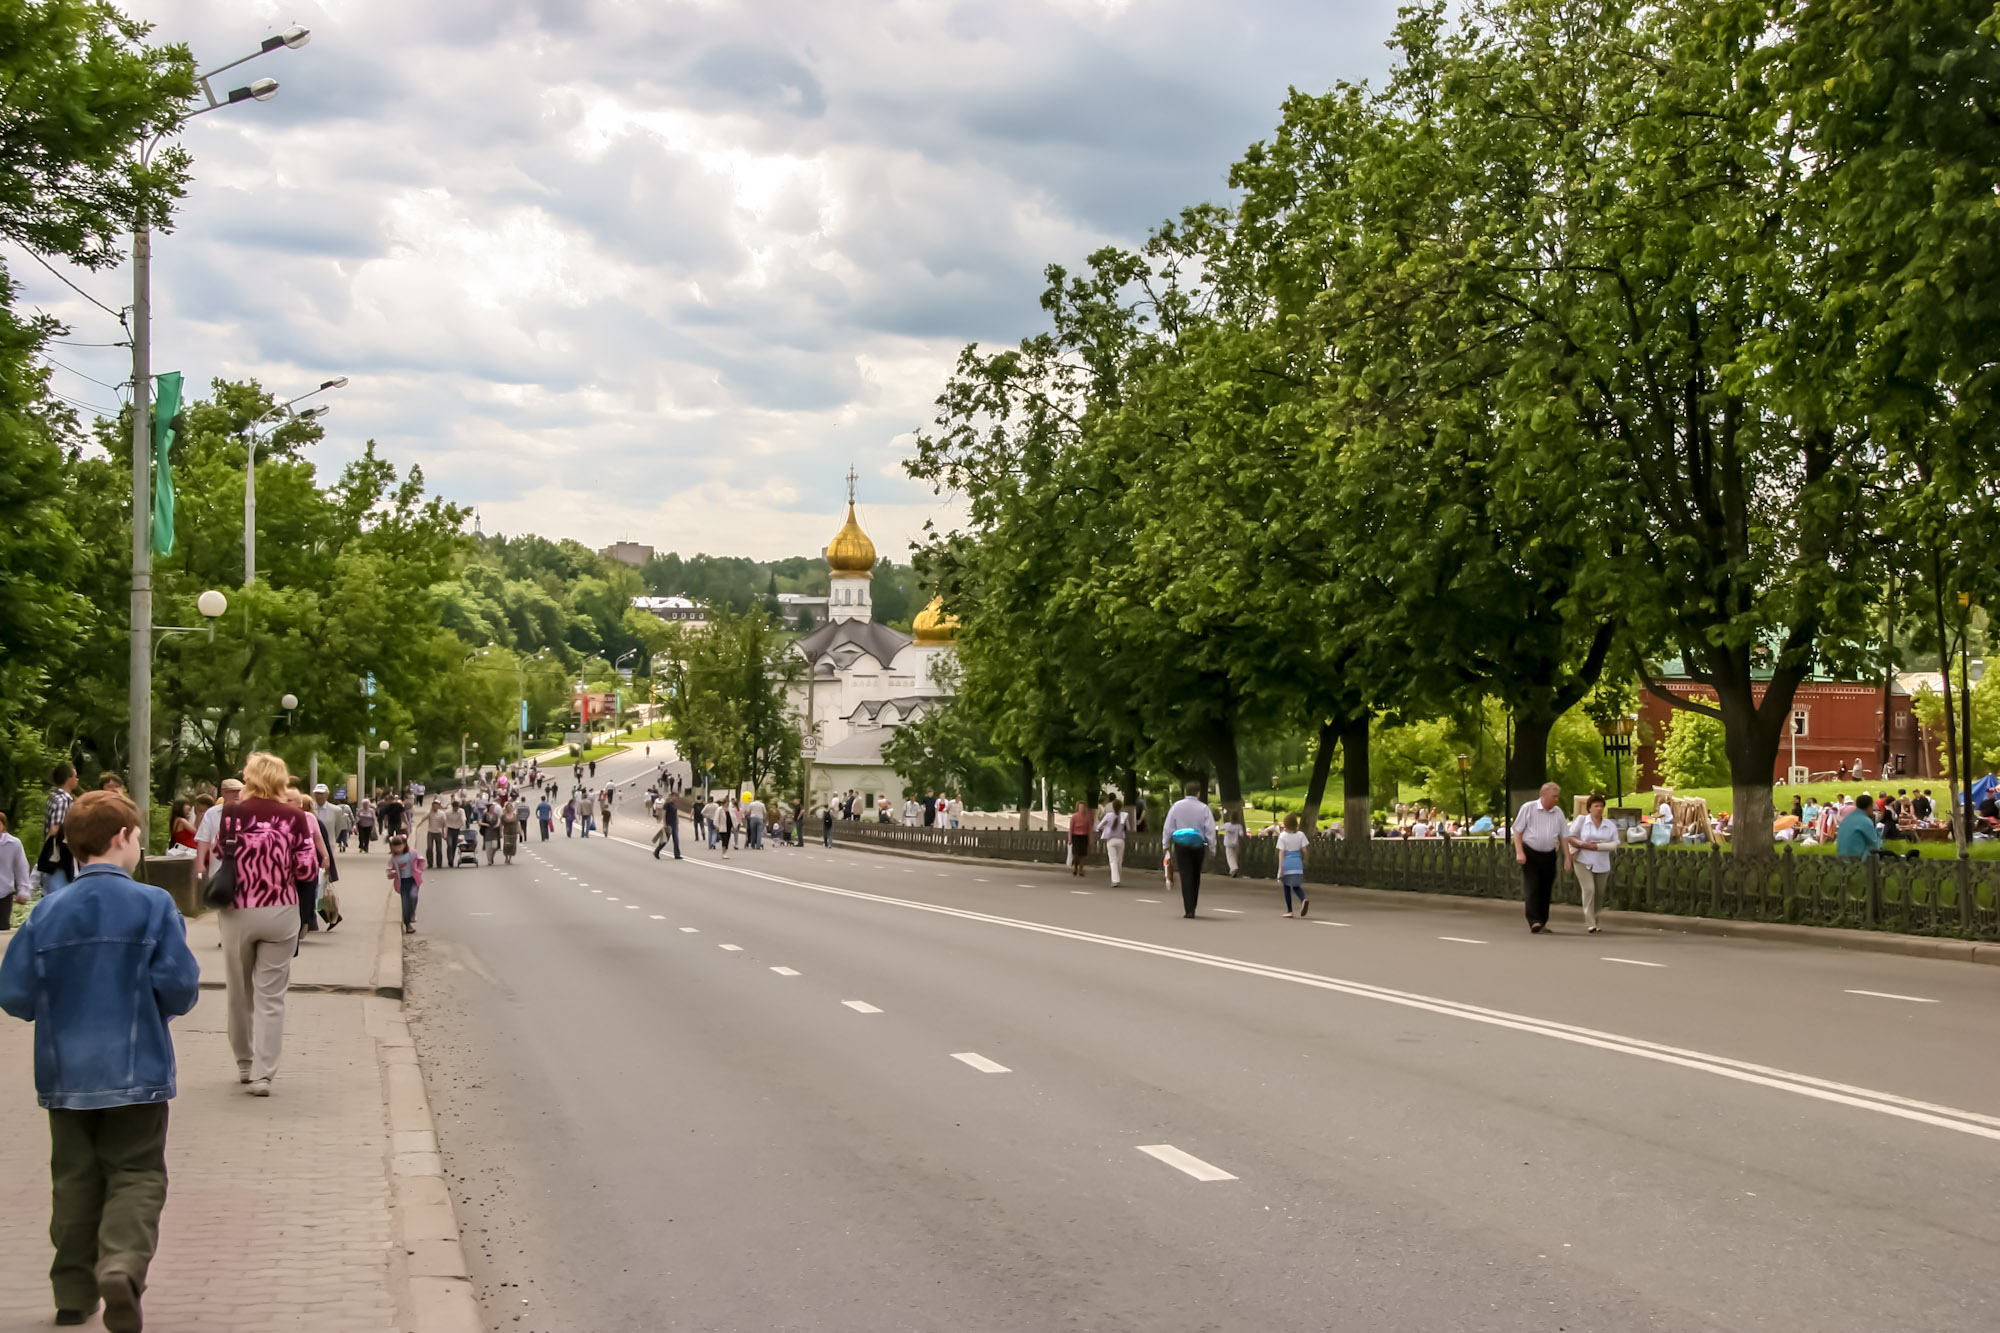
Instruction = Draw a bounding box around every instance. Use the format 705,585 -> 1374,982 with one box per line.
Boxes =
150,371 -> 182,558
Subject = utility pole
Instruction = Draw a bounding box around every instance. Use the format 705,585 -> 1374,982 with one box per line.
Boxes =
128,223 -> 152,840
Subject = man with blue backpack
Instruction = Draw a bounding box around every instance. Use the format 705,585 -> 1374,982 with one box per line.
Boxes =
1161,780 -> 1218,917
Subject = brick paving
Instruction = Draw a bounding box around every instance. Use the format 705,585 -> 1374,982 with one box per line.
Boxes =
0,885 -> 409,1333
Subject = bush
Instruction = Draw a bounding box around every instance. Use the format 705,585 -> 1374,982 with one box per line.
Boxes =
1657,708 -> 1731,789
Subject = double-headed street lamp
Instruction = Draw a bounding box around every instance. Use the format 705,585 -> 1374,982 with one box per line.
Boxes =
244,379 -> 345,586
129,26 -> 311,843
1598,715 -> 1637,805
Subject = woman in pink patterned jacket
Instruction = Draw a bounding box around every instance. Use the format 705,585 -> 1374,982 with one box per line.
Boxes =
217,752 -> 321,1096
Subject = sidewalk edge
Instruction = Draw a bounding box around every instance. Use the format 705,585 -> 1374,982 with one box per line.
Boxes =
831,838 -> 2000,966
370,888 -> 480,1333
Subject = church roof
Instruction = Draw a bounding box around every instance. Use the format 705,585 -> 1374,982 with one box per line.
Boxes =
826,502 -> 877,573
814,729 -> 894,765
795,616 -> 909,670
844,695 -> 941,725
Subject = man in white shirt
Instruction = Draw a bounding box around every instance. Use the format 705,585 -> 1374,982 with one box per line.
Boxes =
1563,793 -> 1619,934
1512,782 -> 1567,933
747,797 -> 766,850
0,812 -> 31,929
946,796 -> 962,829
194,779 -> 243,881
1160,781 -> 1218,918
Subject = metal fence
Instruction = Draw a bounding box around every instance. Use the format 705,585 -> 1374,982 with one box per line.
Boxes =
831,822 -> 2000,940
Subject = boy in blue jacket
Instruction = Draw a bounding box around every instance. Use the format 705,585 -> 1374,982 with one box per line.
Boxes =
0,790 -> 200,1332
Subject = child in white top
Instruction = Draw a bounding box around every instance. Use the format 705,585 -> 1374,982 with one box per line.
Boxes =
1275,814 -> 1310,917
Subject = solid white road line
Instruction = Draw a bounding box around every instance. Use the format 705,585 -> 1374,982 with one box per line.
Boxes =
1072,890 -> 1092,895
604,833 -> 2000,1142
771,966 -> 800,976
1312,921 -> 1352,927
842,1000 -> 882,1013
1016,884 -> 1036,889
1846,989 -> 1939,1004
469,911 -> 492,916
1602,957 -> 1664,968
1439,936 -> 1487,944
951,1052 -> 1011,1074
1137,1144 -> 1236,1182
719,944 -> 743,952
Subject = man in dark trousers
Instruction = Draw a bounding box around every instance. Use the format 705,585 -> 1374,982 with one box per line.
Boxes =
0,791 -> 200,1331
1512,782 -> 1567,933
1160,780 -> 1218,918
653,793 -> 682,860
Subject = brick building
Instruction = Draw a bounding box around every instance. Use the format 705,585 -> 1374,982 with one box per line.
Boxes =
1636,676 -> 1941,786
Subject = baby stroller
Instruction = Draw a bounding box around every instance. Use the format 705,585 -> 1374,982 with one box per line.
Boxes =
453,824 -> 481,868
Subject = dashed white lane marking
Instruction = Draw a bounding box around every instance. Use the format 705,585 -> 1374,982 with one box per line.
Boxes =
771,966 -> 800,976
1016,884 -> 1036,889
975,878 -> 989,882
590,889 -> 602,895
1212,908 -> 1243,914
607,897 -> 619,901
679,927 -> 699,933
469,912 -> 492,916
609,834 -> 2000,1143
1312,920 -> 1352,927
951,1052 -> 1011,1074
1135,898 -> 1161,904
1846,989 -> 1939,1004
1072,890 -> 1092,895
625,904 -> 640,910
842,1000 -> 882,1013
937,873 -> 949,878
719,944 -> 743,952
1439,936 -> 1487,944
650,914 -> 665,920
1602,957 -> 1664,968
1137,1144 -> 1236,1182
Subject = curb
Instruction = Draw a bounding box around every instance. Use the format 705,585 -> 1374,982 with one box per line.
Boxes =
365,890 -> 482,1333
831,839 -> 2000,967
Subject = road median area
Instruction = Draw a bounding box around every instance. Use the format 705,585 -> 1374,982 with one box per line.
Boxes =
0,881 -> 478,1333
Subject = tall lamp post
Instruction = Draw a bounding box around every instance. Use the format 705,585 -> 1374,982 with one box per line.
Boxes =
129,26 -> 311,843
1599,715 -> 1636,805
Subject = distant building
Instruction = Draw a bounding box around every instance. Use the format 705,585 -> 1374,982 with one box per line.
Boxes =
631,595 -> 706,625
1637,668 -> 1946,786
777,592 -> 831,628
599,541 -> 655,568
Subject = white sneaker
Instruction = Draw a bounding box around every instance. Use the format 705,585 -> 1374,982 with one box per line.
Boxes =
246,1079 -> 272,1097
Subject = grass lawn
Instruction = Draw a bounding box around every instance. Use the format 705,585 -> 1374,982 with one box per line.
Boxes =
530,741 -> 629,766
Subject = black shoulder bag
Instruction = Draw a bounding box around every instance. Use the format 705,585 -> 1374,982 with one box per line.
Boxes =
203,816 -> 241,909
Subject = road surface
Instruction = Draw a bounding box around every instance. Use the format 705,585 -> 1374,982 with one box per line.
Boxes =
406,765 -> 2000,1331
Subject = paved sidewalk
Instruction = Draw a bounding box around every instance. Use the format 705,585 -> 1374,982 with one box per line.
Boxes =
0,875 -> 470,1332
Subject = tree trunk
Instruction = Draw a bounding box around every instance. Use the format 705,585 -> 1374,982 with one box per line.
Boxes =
1300,719 -> 1338,835
1505,701 -> 1558,825
1340,714 -> 1370,843
1718,689 -> 1783,858
1018,756 -> 1032,832
1208,715 -> 1242,817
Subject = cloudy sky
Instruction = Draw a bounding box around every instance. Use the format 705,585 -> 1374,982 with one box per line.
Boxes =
25,0 -> 1400,561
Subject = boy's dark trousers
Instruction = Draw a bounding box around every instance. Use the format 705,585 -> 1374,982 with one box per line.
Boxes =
47,1102 -> 169,1310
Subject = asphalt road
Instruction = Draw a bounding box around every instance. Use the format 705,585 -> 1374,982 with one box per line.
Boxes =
407,762 -> 2000,1332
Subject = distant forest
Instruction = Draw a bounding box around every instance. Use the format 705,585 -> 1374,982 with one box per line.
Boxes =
637,550 -> 922,628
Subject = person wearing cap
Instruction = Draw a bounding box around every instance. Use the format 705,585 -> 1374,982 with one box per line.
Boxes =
195,780 -> 244,882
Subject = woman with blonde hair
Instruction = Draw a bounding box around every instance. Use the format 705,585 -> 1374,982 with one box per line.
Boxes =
216,752 -> 321,1095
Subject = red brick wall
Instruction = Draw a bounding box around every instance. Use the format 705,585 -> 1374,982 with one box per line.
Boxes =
1635,680 -> 1940,787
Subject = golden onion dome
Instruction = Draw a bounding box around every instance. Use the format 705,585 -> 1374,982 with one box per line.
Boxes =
912,595 -> 959,644
826,502 -> 877,573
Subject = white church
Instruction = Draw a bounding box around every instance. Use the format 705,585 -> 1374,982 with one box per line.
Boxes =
791,488 -> 956,810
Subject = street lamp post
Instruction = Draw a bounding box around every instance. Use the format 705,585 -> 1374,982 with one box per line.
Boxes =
129,26 -> 310,843
245,384 -> 343,586
1598,715 -> 1636,805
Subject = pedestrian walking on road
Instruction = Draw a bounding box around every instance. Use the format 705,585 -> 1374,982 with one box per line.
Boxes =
718,801 -> 736,858
1564,793 -> 1618,933
1096,799 -> 1130,886
218,753 -> 320,1095
1067,802 -> 1092,876
444,800 -> 466,866
1162,781 -> 1217,918
537,794 -> 553,840
653,794 -> 682,860
385,834 -> 422,934
1276,813 -> 1310,917
1513,782 -> 1566,933
424,799 -> 446,867
481,801 -> 501,864
1221,810 -> 1245,877
600,789 -> 614,837
0,789 -> 199,1333
36,762 -> 79,897
821,801 -> 835,848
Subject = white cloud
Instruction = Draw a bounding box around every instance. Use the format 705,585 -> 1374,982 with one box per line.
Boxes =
22,0 -> 1400,561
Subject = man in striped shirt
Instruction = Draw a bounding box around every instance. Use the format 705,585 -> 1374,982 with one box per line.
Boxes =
39,763 -> 79,896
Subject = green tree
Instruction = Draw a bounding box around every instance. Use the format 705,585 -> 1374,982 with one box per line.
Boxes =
1655,707 -> 1731,792
657,610 -> 800,798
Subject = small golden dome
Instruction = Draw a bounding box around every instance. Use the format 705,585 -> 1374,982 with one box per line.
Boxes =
826,502 -> 877,573
912,595 -> 959,643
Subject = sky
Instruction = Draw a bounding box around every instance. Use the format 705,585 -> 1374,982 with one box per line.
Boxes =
23,0 -> 1401,562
